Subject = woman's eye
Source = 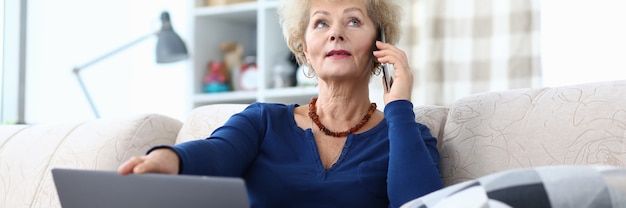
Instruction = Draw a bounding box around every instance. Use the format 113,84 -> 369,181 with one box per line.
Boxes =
315,20 -> 328,28
348,18 -> 361,26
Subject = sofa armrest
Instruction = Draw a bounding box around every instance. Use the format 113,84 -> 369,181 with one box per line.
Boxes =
0,114 -> 182,208
440,80 -> 626,185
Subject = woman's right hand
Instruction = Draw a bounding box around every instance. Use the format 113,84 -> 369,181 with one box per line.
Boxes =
117,148 -> 180,175
373,41 -> 414,104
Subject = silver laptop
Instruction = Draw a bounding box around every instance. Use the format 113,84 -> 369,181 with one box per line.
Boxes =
51,168 -> 249,208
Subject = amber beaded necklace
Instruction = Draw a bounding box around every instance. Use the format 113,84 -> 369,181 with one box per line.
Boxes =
308,97 -> 377,137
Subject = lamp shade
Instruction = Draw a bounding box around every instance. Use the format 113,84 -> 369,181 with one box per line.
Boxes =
156,11 -> 188,63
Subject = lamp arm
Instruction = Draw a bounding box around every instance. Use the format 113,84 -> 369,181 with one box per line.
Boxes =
74,73 -> 100,118
72,31 -> 157,118
73,31 -> 157,73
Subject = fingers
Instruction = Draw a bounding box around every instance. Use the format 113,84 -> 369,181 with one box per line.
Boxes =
117,156 -> 146,175
374,41 -> 413,103
117,155 -> 161,175
117,149 -> 180,176
132,158 -> 157,174
373,41 -> 408,69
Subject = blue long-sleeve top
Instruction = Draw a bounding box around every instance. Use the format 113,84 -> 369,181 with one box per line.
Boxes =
168,100 -> 443,207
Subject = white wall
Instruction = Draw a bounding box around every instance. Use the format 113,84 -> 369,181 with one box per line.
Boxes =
542,0 -> 626,87
26,0 -> 190,124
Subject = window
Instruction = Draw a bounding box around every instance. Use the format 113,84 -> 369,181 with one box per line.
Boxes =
24,1 -> 188,124
541,0 -> 626,87
1,0 -> 28,124
0,1 -> 4,123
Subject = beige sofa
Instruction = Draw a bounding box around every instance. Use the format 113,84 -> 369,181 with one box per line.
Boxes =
1,80 -> 625,207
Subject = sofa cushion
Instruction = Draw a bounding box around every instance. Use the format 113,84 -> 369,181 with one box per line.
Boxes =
440,80 -> 626,185
0,114 -> 182,208
402,165 -> 626,208
413,105 -> 449,149
176,104 -> 449,147
176,104 -> 248,144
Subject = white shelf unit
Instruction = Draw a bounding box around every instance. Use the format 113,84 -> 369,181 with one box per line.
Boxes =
189,0 -> 317,108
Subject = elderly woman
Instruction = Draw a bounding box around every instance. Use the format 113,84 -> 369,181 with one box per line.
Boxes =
118,0 -> 443,207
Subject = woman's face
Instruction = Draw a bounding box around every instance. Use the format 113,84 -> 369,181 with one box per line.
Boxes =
303,0 -> 377,80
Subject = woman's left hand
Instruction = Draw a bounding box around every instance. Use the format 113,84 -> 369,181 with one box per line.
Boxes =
373,41 -> 414,104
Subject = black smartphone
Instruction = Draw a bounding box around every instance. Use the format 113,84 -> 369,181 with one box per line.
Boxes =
379,28 -> 394,92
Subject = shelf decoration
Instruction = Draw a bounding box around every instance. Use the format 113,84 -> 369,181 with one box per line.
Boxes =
190,0 -> 320,106
239,56 -> 258,91
203,61 -> 230,93
221,42 -> 244,91
271,52 -> 298,88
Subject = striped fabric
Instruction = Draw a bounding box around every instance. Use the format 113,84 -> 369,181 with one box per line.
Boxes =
407,0 -> 542,106
401,165 -> 626,208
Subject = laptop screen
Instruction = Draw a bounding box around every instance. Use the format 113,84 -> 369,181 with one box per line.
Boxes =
51,168 -> 249,208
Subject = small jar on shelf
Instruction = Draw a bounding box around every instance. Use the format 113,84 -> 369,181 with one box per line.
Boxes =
237,56 -> 258,91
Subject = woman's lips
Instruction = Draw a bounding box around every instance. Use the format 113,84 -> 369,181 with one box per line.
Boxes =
326,50 -> 351,58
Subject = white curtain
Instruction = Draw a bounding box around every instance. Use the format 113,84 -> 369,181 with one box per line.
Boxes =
402,0 -> 542,106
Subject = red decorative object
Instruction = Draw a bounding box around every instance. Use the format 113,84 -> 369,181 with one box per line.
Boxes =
203,61 -> 230,93
308,97 -> 376,137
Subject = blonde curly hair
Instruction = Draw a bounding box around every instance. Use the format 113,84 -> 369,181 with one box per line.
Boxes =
277,0 -> 402,74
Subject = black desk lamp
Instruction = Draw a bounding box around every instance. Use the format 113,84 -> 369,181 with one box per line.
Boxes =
72,11 -> 188,118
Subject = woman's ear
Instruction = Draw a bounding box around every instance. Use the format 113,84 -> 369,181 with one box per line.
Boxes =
302,44 -> 308,56
302,45 -> 310,64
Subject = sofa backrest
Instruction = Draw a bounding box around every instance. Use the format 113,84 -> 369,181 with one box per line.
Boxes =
176,104 -> 250,144
439,80 -> 626,186
0,114 -> 182,208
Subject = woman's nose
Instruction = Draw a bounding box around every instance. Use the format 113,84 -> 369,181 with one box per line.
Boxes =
330,32 -> 344,41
